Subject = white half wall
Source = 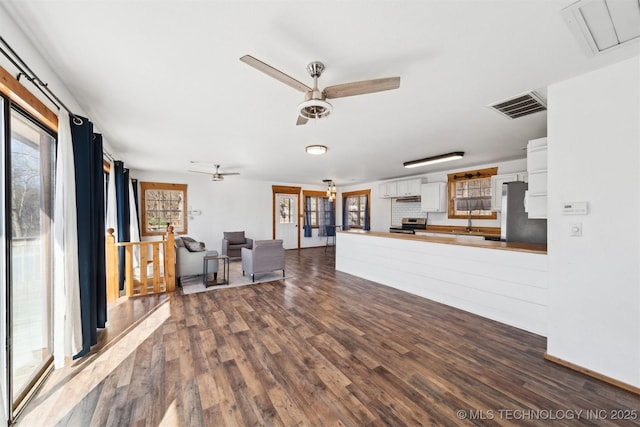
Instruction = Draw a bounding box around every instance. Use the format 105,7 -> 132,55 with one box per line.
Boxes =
336,232 -> 549,335
547,56 -> 640,388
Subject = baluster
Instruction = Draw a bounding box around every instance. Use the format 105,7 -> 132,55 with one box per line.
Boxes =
125,245 -> 134,296
105,228 -> 119,301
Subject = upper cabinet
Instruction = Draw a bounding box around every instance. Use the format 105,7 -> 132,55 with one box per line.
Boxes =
421,182 -> 447,212
379,181 -> 398,198
397,178 -> 425,197
379,178 -> 425,198
525,137 -> 548,219
491,172 -> 527,211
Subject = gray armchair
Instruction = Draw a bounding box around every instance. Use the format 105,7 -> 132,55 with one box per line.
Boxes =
241,239 -> 285,282
175,236 -> 218,285
222,231 -> 253,259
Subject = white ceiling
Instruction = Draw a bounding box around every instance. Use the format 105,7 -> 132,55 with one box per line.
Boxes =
2,1 -> 639,186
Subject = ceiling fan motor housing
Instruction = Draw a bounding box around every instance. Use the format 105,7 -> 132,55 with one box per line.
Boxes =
306,61 -> 325,78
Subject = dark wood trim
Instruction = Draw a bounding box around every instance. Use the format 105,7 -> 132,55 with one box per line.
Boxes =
544,352 -> 640,396
140,182 -> 188,236
342,189 -> 371,229
447,167 -> 498,220
272,185 -> 301,248
302,190 -> 337,229
0,65 -> 58,132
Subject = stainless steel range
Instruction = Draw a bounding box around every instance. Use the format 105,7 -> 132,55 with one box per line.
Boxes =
389,217 -> 427,234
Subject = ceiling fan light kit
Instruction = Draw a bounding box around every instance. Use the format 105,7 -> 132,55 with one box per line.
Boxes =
305,145 -> 328,155
403,152 -> 465,168
298,98 -> 333,120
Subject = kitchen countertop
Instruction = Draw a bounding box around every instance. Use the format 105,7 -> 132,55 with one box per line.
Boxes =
339,230 -> 547,254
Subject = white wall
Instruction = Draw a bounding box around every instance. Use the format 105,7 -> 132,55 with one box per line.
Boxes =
131,169 -> 331,251
341,158 -> 527,232
547,56 -> 640,388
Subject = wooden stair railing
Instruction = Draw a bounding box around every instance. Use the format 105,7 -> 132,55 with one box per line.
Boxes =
106,226 -> 176,301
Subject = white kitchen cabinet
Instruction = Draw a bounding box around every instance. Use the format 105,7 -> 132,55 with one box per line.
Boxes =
379,181 -> 397,198
421,182 -> 447,212
526,137 -> 547,218
396,178 -> 425,197
525,192 -> 547,219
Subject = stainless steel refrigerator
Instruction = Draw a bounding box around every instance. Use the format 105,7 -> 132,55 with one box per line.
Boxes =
500,181 -> 547,244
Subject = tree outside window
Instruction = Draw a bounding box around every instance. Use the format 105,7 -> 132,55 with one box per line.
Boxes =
140,182 -> 187,236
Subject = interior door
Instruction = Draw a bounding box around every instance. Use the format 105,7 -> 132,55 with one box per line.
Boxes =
275,193 -> 298,249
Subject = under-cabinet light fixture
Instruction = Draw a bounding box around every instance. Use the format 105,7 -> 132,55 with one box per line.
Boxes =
403,151 -> 464,168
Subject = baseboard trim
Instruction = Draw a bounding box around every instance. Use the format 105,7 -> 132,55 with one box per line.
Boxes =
544,352 -> 640,395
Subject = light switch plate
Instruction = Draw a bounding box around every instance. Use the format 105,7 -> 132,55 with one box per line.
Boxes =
569,223 -> 582,237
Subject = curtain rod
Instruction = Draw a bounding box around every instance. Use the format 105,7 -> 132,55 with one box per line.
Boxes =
0,35 -> 83,125
103,150 -> 115,162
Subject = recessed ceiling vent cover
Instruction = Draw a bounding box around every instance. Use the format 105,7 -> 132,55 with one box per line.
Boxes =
488,91 -> 547,119
562,0 -> 640,56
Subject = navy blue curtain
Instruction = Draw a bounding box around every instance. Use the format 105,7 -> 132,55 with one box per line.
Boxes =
364,196 -> 370,231
326,200 -> 336,236
303,196 -> 312,237
70,118 -> 107,359
114,161 -> 130,290
342,196 -> 350,230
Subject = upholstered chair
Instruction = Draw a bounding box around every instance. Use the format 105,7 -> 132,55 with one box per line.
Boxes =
241,239 -> 285,282
221,231 -> 253,259
175,236 -> 218,285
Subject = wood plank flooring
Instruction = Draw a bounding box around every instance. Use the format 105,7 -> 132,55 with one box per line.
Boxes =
19,247 -> 640,426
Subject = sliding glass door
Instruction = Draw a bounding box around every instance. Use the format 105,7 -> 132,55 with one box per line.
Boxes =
5,103 -> 55,416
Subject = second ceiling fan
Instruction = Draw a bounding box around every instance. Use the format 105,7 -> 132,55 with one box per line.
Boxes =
240,55 -> 401,125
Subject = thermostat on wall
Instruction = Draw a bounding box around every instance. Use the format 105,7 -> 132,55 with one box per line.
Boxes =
562,201 -> 588,215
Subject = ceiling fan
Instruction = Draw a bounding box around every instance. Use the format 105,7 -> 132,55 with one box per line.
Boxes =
189,164 -> 240,181
240,55 -> 401,125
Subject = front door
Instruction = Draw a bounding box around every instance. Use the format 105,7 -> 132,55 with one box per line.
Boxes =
275,193 -> 298,249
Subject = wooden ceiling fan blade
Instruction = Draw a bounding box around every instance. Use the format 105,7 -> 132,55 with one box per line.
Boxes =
188,170 -> 214,175
323,77 -> 400,99
220,172 -> 240,176
296,115 -> 309,126
240,55 -> 312,93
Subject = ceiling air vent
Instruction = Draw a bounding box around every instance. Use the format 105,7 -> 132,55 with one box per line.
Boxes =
488,91 -> 547,120
562,0 -> 640,56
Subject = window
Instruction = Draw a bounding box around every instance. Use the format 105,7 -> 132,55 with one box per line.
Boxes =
279,197 -> 293,224
140,182 -> 187,236
447,167 -> 497,220
343,189 -> 371,229
302,190 -> 336,228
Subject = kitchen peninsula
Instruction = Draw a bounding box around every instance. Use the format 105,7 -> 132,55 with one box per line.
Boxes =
335,230 -> 548,335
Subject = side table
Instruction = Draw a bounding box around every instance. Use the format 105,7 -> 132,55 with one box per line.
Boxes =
203,254 -> 229,287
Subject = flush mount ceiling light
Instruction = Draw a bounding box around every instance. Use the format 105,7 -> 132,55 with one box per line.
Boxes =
305,145 -> 328,155
562,0 -> 640,55
403,152 -> 464,169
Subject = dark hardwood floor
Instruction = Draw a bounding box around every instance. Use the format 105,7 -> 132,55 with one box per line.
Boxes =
20,247 -> 640,426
